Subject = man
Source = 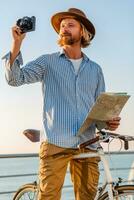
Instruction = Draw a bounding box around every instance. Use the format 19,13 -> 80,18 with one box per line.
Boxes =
3,8 -> 120,200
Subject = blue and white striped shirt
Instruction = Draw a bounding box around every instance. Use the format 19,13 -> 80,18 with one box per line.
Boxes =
3,50 -> 105,149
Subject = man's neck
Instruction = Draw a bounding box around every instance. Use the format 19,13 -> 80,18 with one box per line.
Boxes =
63,45 -> 83,59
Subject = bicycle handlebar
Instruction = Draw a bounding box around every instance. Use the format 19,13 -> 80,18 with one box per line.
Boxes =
23,129 -> 134,151
78,130 -> 134,150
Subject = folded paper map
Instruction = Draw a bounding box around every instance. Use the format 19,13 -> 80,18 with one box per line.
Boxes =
77,92 -> 130,135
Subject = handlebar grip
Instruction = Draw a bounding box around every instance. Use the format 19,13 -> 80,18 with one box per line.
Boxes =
78,136 -> 100,149
124,141 -> 129,150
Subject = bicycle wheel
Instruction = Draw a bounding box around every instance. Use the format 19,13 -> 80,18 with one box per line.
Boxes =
13,182 -> 38,200
99,185 -> 134,200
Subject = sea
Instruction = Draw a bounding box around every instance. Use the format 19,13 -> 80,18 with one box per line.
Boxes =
0,152 -> 134,200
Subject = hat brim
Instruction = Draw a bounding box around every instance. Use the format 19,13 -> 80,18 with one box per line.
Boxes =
51,12 -> 95,40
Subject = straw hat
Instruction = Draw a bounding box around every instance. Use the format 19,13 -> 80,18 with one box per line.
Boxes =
51,8 -> 95,40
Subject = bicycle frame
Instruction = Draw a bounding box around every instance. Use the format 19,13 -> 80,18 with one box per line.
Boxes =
73,147 -> 114,200
20,129 -> 134,199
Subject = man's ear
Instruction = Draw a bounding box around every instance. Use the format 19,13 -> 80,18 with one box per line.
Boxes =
80,28 -> 83,37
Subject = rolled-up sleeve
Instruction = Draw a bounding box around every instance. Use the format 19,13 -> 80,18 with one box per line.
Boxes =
2,52 -> 46,86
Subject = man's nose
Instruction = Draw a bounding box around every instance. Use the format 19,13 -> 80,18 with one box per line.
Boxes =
61,25 -> 69,33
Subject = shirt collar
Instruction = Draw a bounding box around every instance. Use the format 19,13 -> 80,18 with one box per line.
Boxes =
59,48 -> 89,62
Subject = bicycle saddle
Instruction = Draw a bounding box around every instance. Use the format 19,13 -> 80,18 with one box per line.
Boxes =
23,129 -> 40,142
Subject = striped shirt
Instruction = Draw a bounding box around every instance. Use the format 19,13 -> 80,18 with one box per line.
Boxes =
3,50 -> 105,149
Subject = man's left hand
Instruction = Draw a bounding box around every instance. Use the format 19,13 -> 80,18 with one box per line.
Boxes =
106,117 -> 121,131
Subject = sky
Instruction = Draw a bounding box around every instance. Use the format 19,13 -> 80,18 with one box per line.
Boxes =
0,0 -> 134,154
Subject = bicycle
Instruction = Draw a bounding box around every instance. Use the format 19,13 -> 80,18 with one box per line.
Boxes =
13,129 -> 134,200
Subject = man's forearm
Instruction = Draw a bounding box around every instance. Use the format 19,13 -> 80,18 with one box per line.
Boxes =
10,41 -> 22,66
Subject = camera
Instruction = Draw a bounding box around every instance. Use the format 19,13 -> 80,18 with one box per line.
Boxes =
16,16 -> 36,33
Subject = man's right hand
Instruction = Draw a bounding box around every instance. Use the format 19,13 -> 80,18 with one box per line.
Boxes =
12,26 -> 26,43
10,26 -> 26,66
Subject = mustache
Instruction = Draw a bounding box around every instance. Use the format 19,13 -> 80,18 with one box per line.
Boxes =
60,32 -> 72,37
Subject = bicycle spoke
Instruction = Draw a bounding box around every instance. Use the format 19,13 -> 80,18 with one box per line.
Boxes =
99,186 -> 134,200
114,193 -> 134,200
18,190 -> 37,200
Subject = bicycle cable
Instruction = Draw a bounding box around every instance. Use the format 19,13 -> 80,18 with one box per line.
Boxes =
107,137 -> 123,182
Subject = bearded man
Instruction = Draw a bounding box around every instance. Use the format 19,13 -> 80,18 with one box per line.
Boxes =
3,8 -> 120,200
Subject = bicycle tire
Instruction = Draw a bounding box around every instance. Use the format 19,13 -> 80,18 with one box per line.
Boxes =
13,182 -> 38,200
99,184 -> 134,200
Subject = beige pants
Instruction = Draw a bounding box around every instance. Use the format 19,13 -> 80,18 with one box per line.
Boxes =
38,142 -> 100,200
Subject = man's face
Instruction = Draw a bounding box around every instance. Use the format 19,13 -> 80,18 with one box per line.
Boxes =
59,18 -> 82,46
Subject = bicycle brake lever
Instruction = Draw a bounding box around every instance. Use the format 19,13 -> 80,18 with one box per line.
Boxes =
99,131 -> 110,142
124,141 -> 129,150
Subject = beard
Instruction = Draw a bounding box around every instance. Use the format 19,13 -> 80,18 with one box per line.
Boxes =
58,32 -> 81,46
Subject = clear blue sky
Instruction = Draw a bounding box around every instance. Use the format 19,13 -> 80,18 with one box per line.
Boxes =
0,0 -> 134,153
